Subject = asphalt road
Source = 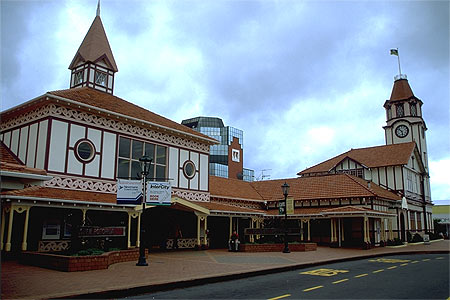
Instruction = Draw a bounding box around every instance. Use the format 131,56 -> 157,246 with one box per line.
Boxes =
128,253 -> 449,299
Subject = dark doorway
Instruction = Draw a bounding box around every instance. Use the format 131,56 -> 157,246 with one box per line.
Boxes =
144,207 -> 196,249
208,217 -> 229,249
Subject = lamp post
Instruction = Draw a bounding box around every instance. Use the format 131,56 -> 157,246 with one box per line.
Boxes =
136,156 -> 152,266
281,182 -> 290,253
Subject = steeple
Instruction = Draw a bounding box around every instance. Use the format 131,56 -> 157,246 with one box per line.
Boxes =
389,77 -> 415,102
68,2 -> 117,94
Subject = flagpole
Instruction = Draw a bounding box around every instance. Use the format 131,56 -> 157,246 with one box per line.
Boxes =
396,48 -> 402,76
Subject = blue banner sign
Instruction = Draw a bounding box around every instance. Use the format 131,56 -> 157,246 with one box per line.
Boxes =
117,179 -> 142,205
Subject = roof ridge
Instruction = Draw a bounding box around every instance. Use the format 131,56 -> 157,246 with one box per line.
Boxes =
342,173 -> 376,197
46,88 -> 216,143
298,150 -> 351,175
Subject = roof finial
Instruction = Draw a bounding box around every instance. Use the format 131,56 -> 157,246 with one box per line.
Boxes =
96,0 -> 101,17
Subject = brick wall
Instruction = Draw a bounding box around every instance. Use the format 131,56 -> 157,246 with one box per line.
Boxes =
240,243 -> 317,252
20,248 -> 148,272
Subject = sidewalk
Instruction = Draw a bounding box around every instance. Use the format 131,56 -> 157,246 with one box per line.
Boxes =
2,240 -> 449,299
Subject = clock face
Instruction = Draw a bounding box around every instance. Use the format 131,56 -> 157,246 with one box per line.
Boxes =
395,125 -> 409,138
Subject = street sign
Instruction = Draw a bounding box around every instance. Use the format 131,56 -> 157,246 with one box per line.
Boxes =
147,181 -> 172,205
279,201 -> 285,215
117,179 -> 142,204
286,197 -> 294,215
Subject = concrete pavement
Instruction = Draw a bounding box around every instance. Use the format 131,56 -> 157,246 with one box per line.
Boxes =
1,240 -> 449,299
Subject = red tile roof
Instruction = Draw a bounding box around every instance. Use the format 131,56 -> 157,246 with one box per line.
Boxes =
265,205 -> 392,217
0,143 -> 48,176
69,16 -> 118,71
1,186 -> 116,204
252,174 -> 400,202
195,201 -> 265,214
210,174 -> 401,203
1,142 -> 19,164
47,87 -> 216,143
390,79 -> 415,102
209,176 -> 264,201
298,142 -> 416,175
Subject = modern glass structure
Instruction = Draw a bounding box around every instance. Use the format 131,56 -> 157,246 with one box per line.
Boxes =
182,117 -> 254,181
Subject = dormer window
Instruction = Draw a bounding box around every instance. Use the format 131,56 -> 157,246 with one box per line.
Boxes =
95,71 -> 107,86
396,104 -> 404,117
74,70 -> 84,85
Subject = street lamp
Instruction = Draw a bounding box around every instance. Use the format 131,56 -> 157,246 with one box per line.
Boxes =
136,156 -> 152,266
281,182 -> 290,253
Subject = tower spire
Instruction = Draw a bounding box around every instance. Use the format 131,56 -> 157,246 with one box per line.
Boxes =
96,0 -> 100,17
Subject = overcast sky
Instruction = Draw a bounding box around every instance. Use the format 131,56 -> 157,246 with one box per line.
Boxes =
1,0 -> 449,203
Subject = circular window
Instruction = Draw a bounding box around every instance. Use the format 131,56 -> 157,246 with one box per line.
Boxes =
183,161 -> 196,179
75,140 -> 95,163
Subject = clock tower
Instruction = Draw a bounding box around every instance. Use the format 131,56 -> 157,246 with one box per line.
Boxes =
383,75 -> 429,173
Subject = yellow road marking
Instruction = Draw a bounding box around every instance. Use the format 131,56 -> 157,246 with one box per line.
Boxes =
300,268 -> 349,277
303,286 -> 324,292
411,260 -> 419,264
387,266 -> 397,269
369,258 -> 410,263
354,273 -> 368,278
436,257 -> 444,260
422,258 -> 431,261
268,294 -> 291,300
373,269 -> 384,273
332,278 -> 349,284
400,263 -> 408,266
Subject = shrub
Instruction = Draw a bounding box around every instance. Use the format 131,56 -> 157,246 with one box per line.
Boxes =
412,233 -> 424,243
74,248 -> 105,256
386,238 -> 403,246
407,231 -> 413,243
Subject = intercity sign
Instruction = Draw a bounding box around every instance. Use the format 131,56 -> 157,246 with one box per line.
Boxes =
147,181 -> 172,205
117,179 -> 142,204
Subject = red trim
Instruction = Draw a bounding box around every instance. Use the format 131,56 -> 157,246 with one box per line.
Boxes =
64,123 -> 71,174
16,127 -> 22,162
74,139 -> 97,165
34,121 -> 40,168
25,125 -> 30,165
99,131 -> 104,178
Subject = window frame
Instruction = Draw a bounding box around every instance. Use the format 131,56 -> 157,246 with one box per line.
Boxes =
117,136 -> 167,181
74,139 -> 96,163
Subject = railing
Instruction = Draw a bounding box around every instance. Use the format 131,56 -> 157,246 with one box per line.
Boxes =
394,74 -> 407,81
165,238 -> 208,249
38,240 -> 71,252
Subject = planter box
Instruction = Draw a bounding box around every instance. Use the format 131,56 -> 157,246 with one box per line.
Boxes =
20,248 -> 147,272
240,243 -> 317,252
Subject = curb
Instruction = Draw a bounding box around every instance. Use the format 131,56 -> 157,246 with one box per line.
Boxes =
58,249 -> 450,299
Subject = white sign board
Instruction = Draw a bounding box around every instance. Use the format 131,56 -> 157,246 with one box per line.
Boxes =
147,182 -> 172,205
117,179 -> 142,204
232,149 -> 240,162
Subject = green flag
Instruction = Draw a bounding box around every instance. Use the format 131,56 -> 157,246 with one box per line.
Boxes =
390,49 -> 398,56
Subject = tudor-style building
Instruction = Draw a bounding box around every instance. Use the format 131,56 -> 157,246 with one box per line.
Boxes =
0,8 -> 222,253
297,75 -> 433,241
1,4 -> 434,256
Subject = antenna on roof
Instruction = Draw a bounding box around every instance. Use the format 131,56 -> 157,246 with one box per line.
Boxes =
96,0 -> 101,17
256,169 -> 272,181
